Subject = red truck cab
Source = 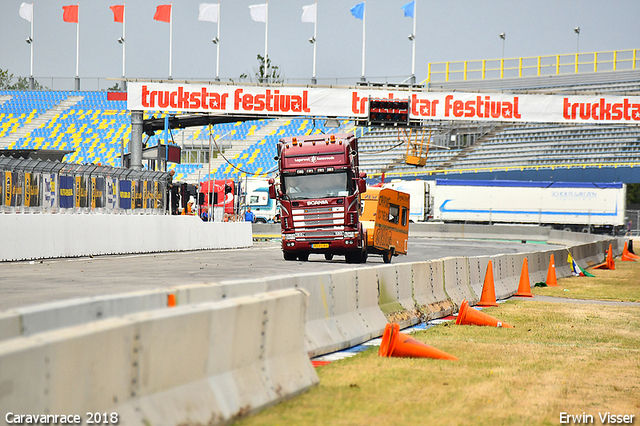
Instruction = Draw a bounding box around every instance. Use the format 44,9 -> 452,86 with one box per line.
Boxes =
269,133 -> 368,263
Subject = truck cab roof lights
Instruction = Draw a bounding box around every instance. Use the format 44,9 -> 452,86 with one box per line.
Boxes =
330,135 -> 336,144
292,137 -> 298,146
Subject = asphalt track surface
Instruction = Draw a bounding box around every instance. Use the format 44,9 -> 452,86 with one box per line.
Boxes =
0,237 -> 550,311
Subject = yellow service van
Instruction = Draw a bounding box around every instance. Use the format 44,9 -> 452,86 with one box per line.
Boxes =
360,187 -> 410,263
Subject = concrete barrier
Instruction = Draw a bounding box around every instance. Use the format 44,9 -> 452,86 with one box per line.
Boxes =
491,254 -> 517,299
409,223 -> 554,242
503,254 -> 521,296
0,289 -> 318,426
411,261 -> 453,319
442,257 -> 477,307
1,233 -> 620,346
527,252 -> 547,285
553,249 -> 572,278
376,264 -> 420,328
467,256 -> 486,300
0,215 -> 252,262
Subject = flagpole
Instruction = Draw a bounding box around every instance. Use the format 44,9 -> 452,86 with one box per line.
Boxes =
169,3 -> 173,79
361,0 -> 366,82
29,2 -> 34,90
75,2 -> 79,91
264,2 -> 269,82
312,1 -> 317,84
216,2 -> 220,81
122,3 -> 126,86
411,0 -> 416,84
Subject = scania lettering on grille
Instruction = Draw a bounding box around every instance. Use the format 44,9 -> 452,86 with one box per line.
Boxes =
306,200 -> 330,206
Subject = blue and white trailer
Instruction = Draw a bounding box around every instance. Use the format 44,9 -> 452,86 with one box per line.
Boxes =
431,179 -> 625,233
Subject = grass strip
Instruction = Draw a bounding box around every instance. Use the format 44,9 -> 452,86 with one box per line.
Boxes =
237,261 -> 640,426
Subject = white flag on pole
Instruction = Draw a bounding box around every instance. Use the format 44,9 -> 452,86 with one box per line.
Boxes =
301,3 -> 316,23
198,3 -> 219,23
19,2 -> 33,23
249,3 -> 267,23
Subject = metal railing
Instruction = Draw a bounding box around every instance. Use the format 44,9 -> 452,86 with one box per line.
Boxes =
368,160 -> 640,179
423,49 -> 639,83
1,155 -> 167,214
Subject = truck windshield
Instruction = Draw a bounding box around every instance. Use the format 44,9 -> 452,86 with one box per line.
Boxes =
283,172 -> 350,200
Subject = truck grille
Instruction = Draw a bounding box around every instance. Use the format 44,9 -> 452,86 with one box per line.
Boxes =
295,229 -> 345,240
291,206 -> 345,240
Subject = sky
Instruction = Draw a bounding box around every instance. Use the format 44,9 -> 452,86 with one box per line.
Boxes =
1,0 -> 639,91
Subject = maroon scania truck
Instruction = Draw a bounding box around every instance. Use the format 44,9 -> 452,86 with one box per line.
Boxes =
269,133 -> 368,263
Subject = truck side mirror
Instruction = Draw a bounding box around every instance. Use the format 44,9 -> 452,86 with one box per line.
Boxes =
268,179 -> 276,199
358,179 -> 367,194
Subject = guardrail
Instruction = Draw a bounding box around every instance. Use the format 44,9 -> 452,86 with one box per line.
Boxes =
0,215 -> 252,262
423,48 -> 639,83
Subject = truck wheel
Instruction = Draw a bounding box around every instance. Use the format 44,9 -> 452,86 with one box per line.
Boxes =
283,252 -> 297,261
382,250 -> 392,264
298,253 -> 309,261
324,253 -> 334,261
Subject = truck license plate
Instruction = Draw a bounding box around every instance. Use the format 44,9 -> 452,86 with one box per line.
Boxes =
312,243 -> 329,249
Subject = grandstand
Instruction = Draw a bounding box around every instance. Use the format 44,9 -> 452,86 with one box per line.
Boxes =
1,51 -> 640,185
357,69 -> 640,182
0,89 -> 352,183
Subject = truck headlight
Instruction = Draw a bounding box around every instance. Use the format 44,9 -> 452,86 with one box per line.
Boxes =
344,231 -> 356,238
284,234 -> 295,241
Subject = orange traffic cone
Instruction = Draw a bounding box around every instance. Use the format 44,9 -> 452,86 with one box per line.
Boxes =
622,241 -> 639,261
477,260 -> 499,307
379,323 -> 458,360
545,254 -> 559,287
595,244 -> 615,270
167,294 -> 176,307
455,299 -> 514,328
514,258 -> 533,297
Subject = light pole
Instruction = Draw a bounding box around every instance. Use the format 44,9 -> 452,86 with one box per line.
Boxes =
309,36 -> 316,84
212,36 -> 220,81
574,27 -> 580,73
499,33 -> 506,78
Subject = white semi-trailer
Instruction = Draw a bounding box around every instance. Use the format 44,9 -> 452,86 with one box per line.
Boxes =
384,179 -> 625,234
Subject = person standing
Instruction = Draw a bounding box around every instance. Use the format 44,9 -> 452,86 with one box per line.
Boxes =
166,169 -> 175,214
244,206 -> 255,223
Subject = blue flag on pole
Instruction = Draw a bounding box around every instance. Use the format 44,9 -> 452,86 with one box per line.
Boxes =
402,0 -> 415,18
350,2 -> 364,20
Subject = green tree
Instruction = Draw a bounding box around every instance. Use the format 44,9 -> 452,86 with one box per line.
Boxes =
0,68 -> 13,89
239,54 -> 283,83
0,68 -> 45,90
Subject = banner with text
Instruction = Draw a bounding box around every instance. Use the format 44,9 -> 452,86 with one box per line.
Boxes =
127,82 -> 640,124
